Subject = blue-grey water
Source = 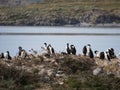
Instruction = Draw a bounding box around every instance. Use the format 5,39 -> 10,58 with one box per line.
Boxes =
0,26 -> 120,58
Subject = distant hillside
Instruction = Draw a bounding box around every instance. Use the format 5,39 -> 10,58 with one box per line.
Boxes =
0,0 -> 120,6
0,0 -> 44,6
44,0 -> 120,3
0,0 -> 120,26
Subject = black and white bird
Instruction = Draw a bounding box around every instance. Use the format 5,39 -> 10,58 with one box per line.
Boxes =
94,50 -> 99,57
94,50 -> 110,61
66,43 -> 71,54
70,45 -> 76,55
107,48 -> 116,59
0,53 -> 4,59
89,48 -> 94,58
41,43 -> 49,54
94,50 -> 105,60
18,46 -> 27,58
4,51 -> 12,60
82,45 -> 87,56
43,43 -> 48,50
44,43 -> 49,53
83,44 -> 95,59
86,44 -> 94,58
99,52 -> 105,60
21,50 -> 27,59
104,51 -> 111,61
18,46 -> 23,57
48,44 -> 55,55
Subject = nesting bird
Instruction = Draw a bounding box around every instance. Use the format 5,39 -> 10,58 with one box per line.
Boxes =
44,43 -> 49,53
41,43 -> 50,54
99,52 -> 105,60
94,50 -> 110,61
4,51 -> 12,60
96,48 -> 116,61
70,45 -> 76,55
89,49 -> 94,59
18,46 -> 27,58
0,53 -> 4,59
48,44 -> 55,55
41,43 -> 55,58
94,50 -> 100,58
83,44 -> 94,58
18,46 -> 23,56
107,48 -> 116,59
104,51 -> 110,61
94,50 -> 105,60
66,43 -> 71,55
82,45 -> 87,56
66,43 -> 76,55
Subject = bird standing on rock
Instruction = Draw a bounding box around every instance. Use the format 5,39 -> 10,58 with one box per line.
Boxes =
107,48 -> 116,59
0,53 -> 4,59
104,51 -> 110,61
48,44 -> 55,55
83,45 -> 87,56
83,44 -> 94,58
18,46 -> 23,56
18,46 -> 27,58
4,51 -> 12,60
70,45 -> 76,55
41,43 -> 49,53
94,50 -> 105,60
66,43 -> 71,55
94,50 -> 110,61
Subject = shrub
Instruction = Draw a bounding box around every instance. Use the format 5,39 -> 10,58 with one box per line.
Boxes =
0,62 -> 40,90
60,56 -> 95,74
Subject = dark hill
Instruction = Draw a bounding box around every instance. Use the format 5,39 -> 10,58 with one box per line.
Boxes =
0,0 -> 43,6
0,0 -> 120,26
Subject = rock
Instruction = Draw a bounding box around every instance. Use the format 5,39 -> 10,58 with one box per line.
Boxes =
96,14 -> 120,24
58,81 -> 64,85
38,68 -> 46,75
55,71 -> 66,79
47,69 -> 55,77
93,67 -> 103,75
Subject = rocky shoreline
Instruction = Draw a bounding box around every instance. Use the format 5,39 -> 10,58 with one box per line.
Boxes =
0,23 -> 120,27
65,23 -> 120,27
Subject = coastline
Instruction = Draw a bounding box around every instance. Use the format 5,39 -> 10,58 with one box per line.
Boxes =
64,23 -> 120,28
0,23 -> 120,28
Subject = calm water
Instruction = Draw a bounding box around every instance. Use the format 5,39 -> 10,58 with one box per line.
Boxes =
0,26 -> 120,57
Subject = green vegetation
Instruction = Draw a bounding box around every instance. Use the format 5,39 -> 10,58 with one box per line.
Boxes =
62,74 -> 120,90
0,0 -> 120,26
0,63 -> 40,90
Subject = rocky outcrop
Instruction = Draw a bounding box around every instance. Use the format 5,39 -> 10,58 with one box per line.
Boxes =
0,54 -> 120,89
